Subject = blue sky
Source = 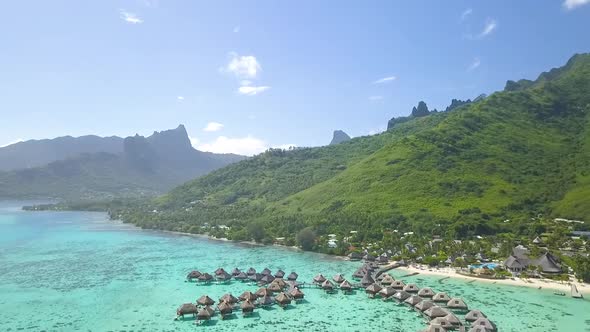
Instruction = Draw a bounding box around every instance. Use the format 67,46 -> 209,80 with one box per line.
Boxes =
0,0 -> 589,155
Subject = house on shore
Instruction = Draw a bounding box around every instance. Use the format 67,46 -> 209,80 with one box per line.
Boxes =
503,246 -> 562,275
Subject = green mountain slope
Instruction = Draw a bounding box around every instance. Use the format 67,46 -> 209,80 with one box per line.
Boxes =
109,54 -> 590,242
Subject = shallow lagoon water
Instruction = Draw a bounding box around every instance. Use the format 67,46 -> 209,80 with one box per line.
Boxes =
0,202 -> 589,332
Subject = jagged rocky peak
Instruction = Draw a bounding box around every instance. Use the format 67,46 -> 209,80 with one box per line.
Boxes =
330,130 -> 351,145
147,124 -> 192,151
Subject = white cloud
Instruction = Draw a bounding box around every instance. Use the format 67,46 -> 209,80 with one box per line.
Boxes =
369,95 -> 383,101
478,18 -> 497,38
564,0 -> 590,9
238,85 -> 270,96
468,57 -> 481,71
120,10 -> 143,24
373,76 -> 396,84
197,136 -> 269,156
189,136 -> 200,147
0,138 -> 24,148
203,122 -> 224,132
461,8 -> 473,21
233,26 -> 240,33
224,53 -> 261,79
177,96 -> 184,101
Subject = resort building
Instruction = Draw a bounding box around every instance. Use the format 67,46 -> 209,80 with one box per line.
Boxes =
503,246 -> 562,275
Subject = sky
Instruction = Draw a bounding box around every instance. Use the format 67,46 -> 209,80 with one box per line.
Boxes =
1,0 -> 589,155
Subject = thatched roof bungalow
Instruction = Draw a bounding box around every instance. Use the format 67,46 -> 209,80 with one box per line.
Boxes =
214,267 -> 226,276
313,274 -> 327,284
186,270 -> 202,280
380,274 -> 395,285
275,292 -> 292,307
424,306 -> 449,319
197,308 -> 211,321
340,280 -> 353,292
196,295 -> 215,306
404,295 -> 423,306
231,268 -> 242,276
217,301 -> 233,316
419,324 -> 448,332
535,252 -> 562,274
333,273 -> 346,283
219,293 -> 239,304
418,287 -> 436,298
365,283 -> 382,296
248,273 -> 263,282
430,317 -> 454,329
235,272 -> 248,281
240,300 -> 255,314
177,303 -> 198,317
465,310 -> 487,322
391,280 -> 406,289
415,300 -> 435,312
275,269 -> 286,278
239,291 -> 258,302
260,274 -> 275,284
261,268 -> 272,276
442,313 -> 462,326
257,295 -> 274,306
287,271 -> 299,281
321,279 -> 335,291
471,317 -> 497,331
246,267 -> 256,275
289,287 -> 305,299
379,286 -> 396,298
433,292 -> 451,303
255,287 -> 272,297
393,290 -> 411,302
447,298 -> 468,310
268,282 -> 283,292
197,273 -> 213,282
360,274 -> 375,287
403,283 -> 420,293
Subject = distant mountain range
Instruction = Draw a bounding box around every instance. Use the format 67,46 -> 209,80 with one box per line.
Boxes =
329,130 -> 351,145
0,125 -> 245,199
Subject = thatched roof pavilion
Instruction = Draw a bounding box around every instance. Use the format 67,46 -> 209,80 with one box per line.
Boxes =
275,292 -> 292,306
231,268 -> 242,276
246,267 -> 256,275
219,293 -> 239,304
365,283 -> 382,295
333,273 -> 346,283
271,278 -> 287,288
352,269 -> 365,279
360,274 -> 375,287
197,295 -> 215,306
198,273 -> 213,282
197,308 -> 212,321
260,274 -> 275,284
255,287 -> 272,297
442,313 -> 462,326
340,280 -> 353,291
261,267 -> 272,276
216,271 -> 232,281
217,301 -> 233,315
418,287 -> 436,298
177,303 -> 198,317
321,279 -> 335,291
393,290 -> 411,302
379,286 -> 396,298
424,306 -> 449,319
214,267 -> 226,276
535,252 -> 562,274
403,283 -> 420,293
287,271 -> 299,281
275,269 -> 286,278
239,291 -> 258,302
313,274 -> 327,284
248,273 -> 263,282
235,272 -> 248,281
289,287 -> 305,299
240,300 -> 255,313
257,295 -> 274,306
465,310 -> 487,322
268,282 -> 283,292
433,292 -> 451,303
447,298 -> 468,310
471,317 -> 496,331
404,295 -> 423,306
380,274 -> 395,285
187,270 -> 202,280
391,280 -> 406,289
415,300 -> 435,312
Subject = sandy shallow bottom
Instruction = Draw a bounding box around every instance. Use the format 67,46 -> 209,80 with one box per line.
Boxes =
0,202 -> 589,332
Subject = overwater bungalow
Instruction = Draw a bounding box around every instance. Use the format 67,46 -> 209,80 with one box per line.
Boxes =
313,273 -> 327,284
197,273 -> 213,283
186,270 -> 202,281
340,280 -> 353,293
442,313 -> 462,327
447,298 -> 468,311
403,283 -> 420,293
275,269 -> 286,278
287,280 -> 302,289
261,268 -> 272,276
321,279 -> 336,293
197,295 -> 215,306
256,287 -> 272,298
246,267 -> 257,275
287,271 -> 299,281
217,301 -> 233,319
204,305 -> 215,316
424,306 -> 449,319
429,317 -> 454,330
433,292 -> 451,303
393,290 -> 411,302
465,310 -> 486,322
471,317 -> 497,331
216,271 -> 232,282
271,278 -> 287,288
240,300 -> 255,316
404,295 -> 423,306
219,293 -> 239,305
196,308 -> 212,321
268,282 -> 283,292
235,272 -> 249,281
380,274 -> 395,286
360,274 -> 375,287
379,286 -> 396,299
275,292 -> 292,308
333,273 -> 346,283
348,252 -> 363,261
468,327 -> 489,332
418,287 -> 436,298
214,267 -> 226,276
260,274 -> 275,285
248,273 -> 263,282
391,280 -> 406,290
415,300 -> 435,312
239,291 -> 258,302
176,303 -> 198,319
420,323 -> 448,332
231,268 -> 242,276
352,268 -> 365,279
289,287 -> 305,300
257,295 -> 274,307
365,283 -> 382,298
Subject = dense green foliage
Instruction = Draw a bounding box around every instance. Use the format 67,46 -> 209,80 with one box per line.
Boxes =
49,54 -> 590,254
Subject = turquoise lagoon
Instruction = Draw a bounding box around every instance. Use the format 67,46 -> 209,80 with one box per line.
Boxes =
0,202 -> 589,332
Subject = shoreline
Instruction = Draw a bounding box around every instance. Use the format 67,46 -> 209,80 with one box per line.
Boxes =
397,265 -> 590,296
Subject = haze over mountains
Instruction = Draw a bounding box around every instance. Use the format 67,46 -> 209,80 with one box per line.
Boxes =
0,125 -> 244,199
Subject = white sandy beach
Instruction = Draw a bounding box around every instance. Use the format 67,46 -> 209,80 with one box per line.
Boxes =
397,265 -> 590,296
